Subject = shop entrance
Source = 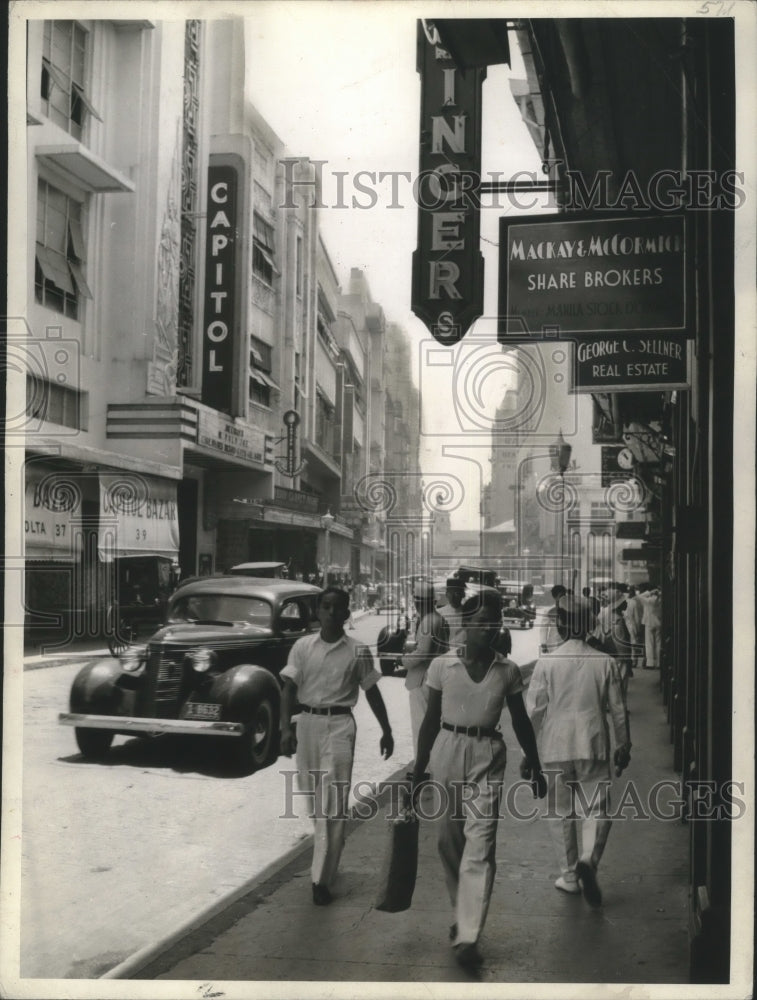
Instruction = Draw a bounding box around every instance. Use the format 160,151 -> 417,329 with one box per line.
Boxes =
247,527 -> 318,579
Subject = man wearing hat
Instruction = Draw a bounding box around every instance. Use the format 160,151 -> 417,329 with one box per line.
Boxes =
438,576 -> 465,648
522,594 -> 631,907
401,580 -> 449,754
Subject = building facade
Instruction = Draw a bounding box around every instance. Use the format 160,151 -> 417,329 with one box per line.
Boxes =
20,16 -> 417,638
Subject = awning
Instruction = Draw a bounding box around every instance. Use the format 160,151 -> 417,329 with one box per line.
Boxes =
25,467 -> 83,561
98,472 -> 179,561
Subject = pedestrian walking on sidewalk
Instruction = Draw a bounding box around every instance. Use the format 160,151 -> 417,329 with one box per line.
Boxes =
623,586 -> 645,671
411,590 -> 546,969
438,575 -> 465,648
279,587 -> 394,906
523,594 -> 631,908
401,581 -> 449,756
592,591 -> 634,694
639,586 -> 662,669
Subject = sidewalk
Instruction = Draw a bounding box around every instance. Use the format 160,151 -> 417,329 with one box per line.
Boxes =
129,669 -> 691,986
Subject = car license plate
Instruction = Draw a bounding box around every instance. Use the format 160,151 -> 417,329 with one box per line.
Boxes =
184,702 -> 221,721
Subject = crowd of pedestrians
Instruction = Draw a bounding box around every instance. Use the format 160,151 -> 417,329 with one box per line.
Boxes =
278,574 -> 660,970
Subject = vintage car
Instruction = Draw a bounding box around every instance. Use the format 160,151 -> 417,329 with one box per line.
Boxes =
228,561 -> 288,578
59,577 -> 323,773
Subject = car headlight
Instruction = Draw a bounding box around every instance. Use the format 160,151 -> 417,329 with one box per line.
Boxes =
120,647 -> 146,672
188,648 -> 217,672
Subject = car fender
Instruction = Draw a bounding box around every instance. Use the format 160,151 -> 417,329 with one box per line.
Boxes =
206,663 -> 281,725
69,659 -> 126,715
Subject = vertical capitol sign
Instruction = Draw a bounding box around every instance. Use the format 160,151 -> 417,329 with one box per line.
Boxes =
202,161 -> 238,413
411,21 -> 486,345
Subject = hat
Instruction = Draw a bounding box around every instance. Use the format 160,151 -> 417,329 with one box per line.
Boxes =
413,581 -> 436,601
446,576 -> 465,590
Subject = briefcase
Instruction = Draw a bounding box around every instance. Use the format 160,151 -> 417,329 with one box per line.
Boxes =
375,798 -> 419,913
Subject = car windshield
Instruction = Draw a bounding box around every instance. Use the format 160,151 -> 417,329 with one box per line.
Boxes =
167,594 -> 272,627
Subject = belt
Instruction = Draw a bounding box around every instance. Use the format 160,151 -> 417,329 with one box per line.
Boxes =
442,721 -> 503,740
301,705 -> 352,716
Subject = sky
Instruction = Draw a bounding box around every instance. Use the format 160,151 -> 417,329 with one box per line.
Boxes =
244,4 -> 553,527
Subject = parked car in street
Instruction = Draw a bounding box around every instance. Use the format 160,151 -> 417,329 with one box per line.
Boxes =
228,561 -> 287,578
59,577 -> 322,773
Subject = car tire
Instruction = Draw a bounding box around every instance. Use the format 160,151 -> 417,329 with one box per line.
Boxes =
75,728 -> 114,759
234,697 -> 277,774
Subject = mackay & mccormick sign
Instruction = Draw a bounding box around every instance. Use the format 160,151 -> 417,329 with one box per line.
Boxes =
498,213 -> 689,340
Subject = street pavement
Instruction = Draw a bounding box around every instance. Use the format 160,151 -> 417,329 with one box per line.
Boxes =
132,666 -> 691,987
15,614 -> 692,987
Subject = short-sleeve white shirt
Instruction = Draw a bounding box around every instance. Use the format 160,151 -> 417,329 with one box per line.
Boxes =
425,652 -> 524,729
281,631 -> 380,708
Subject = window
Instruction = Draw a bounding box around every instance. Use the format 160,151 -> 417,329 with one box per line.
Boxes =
41,21 -> 102,139
26,374 -> 88,430
252,212 -> 277,285
315,389 -> 336,457
249,335 -> 276,409
36,178 -> 92,318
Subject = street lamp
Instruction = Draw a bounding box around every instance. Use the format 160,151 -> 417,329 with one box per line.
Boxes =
321,508 -> 335,586
550,430 -> 572,585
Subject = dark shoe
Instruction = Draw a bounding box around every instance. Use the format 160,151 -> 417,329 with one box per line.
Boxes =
455,942 -> 483,968
575,861 -> 602,908
449,922 -> 457,941
312,882 -> 333,906
406,770 -> 430,783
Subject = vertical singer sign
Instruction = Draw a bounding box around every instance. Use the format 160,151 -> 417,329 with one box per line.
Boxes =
202,161 -> 238,412
411,22 -> 486,344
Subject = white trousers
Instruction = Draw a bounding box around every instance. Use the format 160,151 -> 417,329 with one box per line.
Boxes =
545,758 -> 612,878
429,729 -> 506,946
409,683 -> 429,756
295,712 -> 356,888
645,625 -> 661,668
627,624 -> 645,669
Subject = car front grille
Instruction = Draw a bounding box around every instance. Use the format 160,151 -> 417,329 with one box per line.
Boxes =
140,646 -> 187,717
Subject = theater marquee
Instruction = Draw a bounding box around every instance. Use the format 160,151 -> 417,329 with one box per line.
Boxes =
498,213 -> 690,341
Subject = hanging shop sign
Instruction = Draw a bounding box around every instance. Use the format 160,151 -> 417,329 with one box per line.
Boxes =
24,467 -> 84,561
275,409 -> 306,478
600,446 -> 634,488
196,409 -> 267,467
98,473 -> 179,560
201,161 -> 238,413
498,213 -> 689,341
571,334 -> 689,393
411,20 -> 486,344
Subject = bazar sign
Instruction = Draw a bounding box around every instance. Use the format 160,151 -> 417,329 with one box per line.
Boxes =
411,21 -> 485,344
498,213 -> 689,339
196,410 -> 267,467
98,473 -> 179,560
571,335 -> 689,393
202,161 -> 238,412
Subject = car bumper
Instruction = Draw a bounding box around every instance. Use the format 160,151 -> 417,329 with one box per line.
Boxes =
58,712 -> 245,738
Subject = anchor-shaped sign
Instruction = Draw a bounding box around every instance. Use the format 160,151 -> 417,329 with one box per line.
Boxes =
274,409 -> 306,477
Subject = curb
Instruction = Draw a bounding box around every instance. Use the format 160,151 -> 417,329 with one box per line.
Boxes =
100,833 -> 317,980
102,762 -> 411,980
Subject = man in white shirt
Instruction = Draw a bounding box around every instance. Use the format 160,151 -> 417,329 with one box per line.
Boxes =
280,587 -> 394,905
524,594 -> 631,907
623,586 -> 645,670
438,576 -> 465,648
412,590 -> 546,969
402,581 -> 449,755
639,587 -> 662,669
